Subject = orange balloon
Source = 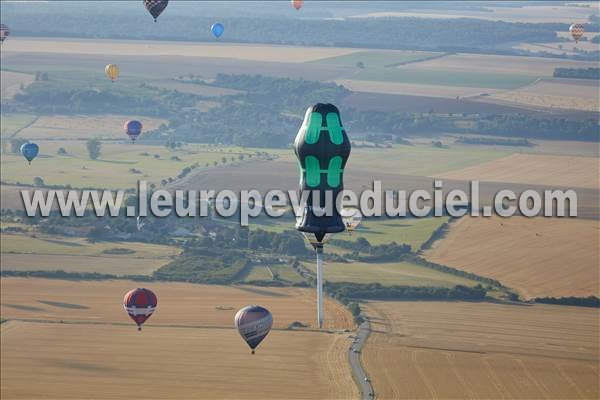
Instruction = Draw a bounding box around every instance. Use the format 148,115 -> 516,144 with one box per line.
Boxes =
291,0 -> 303,11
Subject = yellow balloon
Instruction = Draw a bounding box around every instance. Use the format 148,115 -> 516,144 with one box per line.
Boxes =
105,64 -> 119,82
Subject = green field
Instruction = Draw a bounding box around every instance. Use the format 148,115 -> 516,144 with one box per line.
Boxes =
0,230 -> 180,275
312,50 -> 441,68
1,230 -> 180,259
242,264 -> 305,284
0,114 -> 38,140
1,140 -> 254,189
304,260 -> 477,287
345,216 -> 449,249
353,67 -> 539,89
349,143 -> 511,176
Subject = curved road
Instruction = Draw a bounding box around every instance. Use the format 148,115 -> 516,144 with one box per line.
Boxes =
348,318 -> 375,399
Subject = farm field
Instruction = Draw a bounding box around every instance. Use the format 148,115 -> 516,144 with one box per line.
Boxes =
362,300 -> 599,400
434,153 -> 600,189
347,4 -> 597,23
242,264 -> 305,285
302,260 -> 478,288
14,115 -> 167,140
487,78 -> 600,112
0,231 -> 180,275
352,67 -> 538,90
424,216 -> 600,299
0,278 -> 353,330
349,143 -> 512,177
3,37 -> 360,63
0,140 -> 247,189
0,71 -> 35,101
413,53 -> 598,76
1,322 -> 355,400
0,114 -> 37,140
312,50 -> 442,68
336,79 -> 503,98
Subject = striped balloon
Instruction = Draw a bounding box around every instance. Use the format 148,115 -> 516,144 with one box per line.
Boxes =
123,288 -> 157,330
234,305 -> 273,354
0,24 -> 10,44
569,23 -> 585,43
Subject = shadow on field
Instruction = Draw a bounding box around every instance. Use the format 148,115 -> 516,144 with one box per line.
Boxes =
233,285 -> 290,297
4,303 -> 45,312
38,300 -> 89,309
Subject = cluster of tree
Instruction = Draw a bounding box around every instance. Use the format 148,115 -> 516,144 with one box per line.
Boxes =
419,222 -> 450,251
455,136 -> 533,147
332,236 -> 411,262
475,114 -> 599,142
326,282 -> 488,302
248,229 -> 310,257
553,67 -> 600,80
408,255 -> 504,288
535,296 -> 599,308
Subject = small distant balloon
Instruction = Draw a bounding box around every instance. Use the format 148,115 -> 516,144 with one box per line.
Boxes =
211,23 -> 224,39
291,0 -> 304,11
123,288 -> 157,331
144,0 -> 169,22
105,64 -> 119,82
124,120 -> 143,143
234,305 -> 272,354
20,142 -> 39,165
569,23 -> 584,43
0,24 -> 10,45
341,208 -> 362,234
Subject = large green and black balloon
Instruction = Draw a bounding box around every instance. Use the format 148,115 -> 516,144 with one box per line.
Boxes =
294,103 -> 351,241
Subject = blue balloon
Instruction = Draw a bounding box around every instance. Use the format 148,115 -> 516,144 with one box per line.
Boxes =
20,142 -> 39,164
211,23 -> 224,38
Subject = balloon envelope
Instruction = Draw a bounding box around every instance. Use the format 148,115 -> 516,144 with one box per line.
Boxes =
20,142 -> 39,164
211,23 -> 224,38
144,0 -> 168,21
569,23 -> 584,42
124,120 -> 143,141
341,208 -> 362,232
234,305 -> 272,353
291,0 -> 304,10
105,64 -> 119,81
123,288 -> 157,329
0,24 -> 10,44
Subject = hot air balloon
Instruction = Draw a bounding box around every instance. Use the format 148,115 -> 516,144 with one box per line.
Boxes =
294,103 -> 351,242
569,23 -> 585,43
20,142 -> 39,165
144,0 -> 168,22
341,208 -> 362,234
291,0 -> 304,11
105,64 -> 119,82
124,120 -> 143,142
136,216 -> 145,232
234,305 -> 272,354
211,22 -> 224,39
123,288 -> 157,331
0,24 -> 10,45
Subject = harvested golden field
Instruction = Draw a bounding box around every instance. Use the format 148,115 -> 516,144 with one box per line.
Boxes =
488,78 -> 600,112
0,278 -> 353,330
435,153 -> 600,189
348,4 -> 595,23
424,216 -> 599,299
413,53 -> 597,76
0,71 -> 35,100
363,301 -> 599,400
1,321 -> 356,400
5,37 -> 359,63
335,79 -> 500,98
16,115 -> 167,140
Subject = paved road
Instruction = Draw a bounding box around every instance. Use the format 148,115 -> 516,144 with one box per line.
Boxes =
348,318 -> 374,399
